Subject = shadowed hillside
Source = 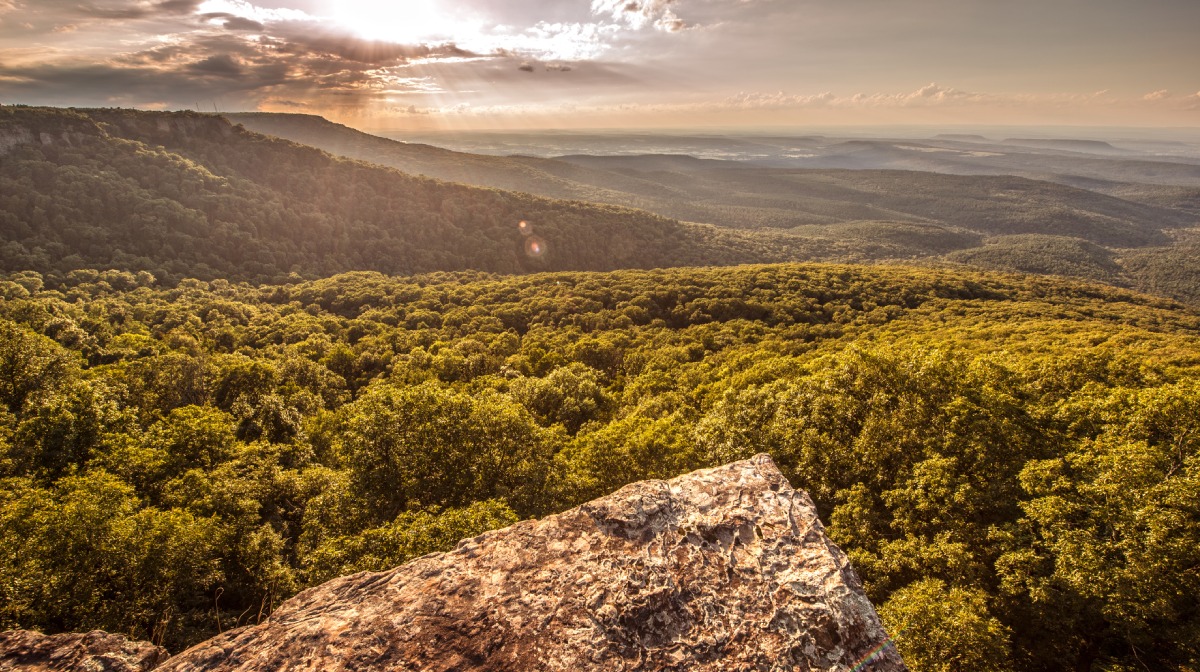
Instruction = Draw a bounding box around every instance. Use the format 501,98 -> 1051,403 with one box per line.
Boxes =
4,106 -> 1200,304
0,107 -> 805,283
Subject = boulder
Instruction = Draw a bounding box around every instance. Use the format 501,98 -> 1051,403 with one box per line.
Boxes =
160,454 -> 905,671
0,630 -> 165,672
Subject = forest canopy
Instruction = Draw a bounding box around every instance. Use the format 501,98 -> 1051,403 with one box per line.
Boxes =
1,263 -> 1197,672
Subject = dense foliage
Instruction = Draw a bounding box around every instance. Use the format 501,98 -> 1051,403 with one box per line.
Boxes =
1,263 -> 1197,672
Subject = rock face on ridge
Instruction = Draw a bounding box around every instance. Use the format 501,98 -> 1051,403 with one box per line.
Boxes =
0,630 -> 166,671
160,454 -> 905,672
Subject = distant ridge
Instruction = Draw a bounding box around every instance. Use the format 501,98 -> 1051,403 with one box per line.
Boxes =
1002,138 -> 1126,153
5,107 -> 1199,304
933,133 -> 989,141
224,113 -> 1190,245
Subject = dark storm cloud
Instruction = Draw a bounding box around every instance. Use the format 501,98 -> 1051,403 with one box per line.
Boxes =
188,54 -> 244,77
0,20 -> 478,110
207,14 -> 266,32
272,30 -> 475,65
79,0 -> 204,20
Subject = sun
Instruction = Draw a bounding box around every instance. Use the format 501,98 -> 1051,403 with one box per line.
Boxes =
327,0 -> 472,44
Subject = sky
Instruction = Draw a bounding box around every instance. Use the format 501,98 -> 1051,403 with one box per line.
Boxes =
1,0 -> 1198,131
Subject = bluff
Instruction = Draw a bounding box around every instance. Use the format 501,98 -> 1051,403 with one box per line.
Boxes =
161,454 -> 902,671
2,455 -> 905,671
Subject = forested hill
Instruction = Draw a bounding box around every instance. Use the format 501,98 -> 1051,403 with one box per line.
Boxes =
224,111 -> 642,205
227,112 -> 1193,245
0,107 -> 794,284
223,111 -> 1200,306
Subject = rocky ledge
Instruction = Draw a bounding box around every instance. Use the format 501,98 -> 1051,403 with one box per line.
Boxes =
3,455 -> 905,671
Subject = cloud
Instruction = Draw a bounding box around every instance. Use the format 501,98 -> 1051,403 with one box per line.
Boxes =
0,17 -> 483,112
271,30 -> 473,65
187,53 -> 243,77
480,21 -> 622,61
0,0 -> 667,115
1143,89 -> 1170,101
195,0 -> 312,23
591,0 -> 687,31
212,14 -> 264,31
514,61 -> 575,73
726,90 -> 836,108
79,0 -> 205,20
723,84 -> 988,110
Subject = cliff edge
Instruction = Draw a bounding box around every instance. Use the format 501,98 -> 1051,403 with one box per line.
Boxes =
162,454 -> 904,671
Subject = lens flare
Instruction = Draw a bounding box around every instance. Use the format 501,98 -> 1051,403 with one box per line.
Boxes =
850,625 -> 907,672
525,236 -> 546,258
518,220 -> 532,236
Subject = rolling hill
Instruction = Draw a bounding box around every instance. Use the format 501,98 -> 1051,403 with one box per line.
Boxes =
228,113 -> 1196,241
226,112 -> 1200,303
0,106 -> 812,283
4,106 -> 1200,305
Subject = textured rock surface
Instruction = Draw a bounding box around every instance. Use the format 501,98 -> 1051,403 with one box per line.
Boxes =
160,454 -> 905,671
0,630 -> 166,672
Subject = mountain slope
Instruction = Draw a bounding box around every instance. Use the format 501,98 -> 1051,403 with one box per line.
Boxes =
227,113 -> 1192,245
224,112 -> 1200,304
0,107 -> 795,283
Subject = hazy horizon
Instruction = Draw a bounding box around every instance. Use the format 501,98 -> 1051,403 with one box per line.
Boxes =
369,124 -> 1200,141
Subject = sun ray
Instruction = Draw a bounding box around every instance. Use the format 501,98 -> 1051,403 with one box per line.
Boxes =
325,0 -> 477,44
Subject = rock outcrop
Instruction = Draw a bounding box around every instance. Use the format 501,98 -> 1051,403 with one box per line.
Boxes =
159,454 -> 905,671
0,630 -> 166,672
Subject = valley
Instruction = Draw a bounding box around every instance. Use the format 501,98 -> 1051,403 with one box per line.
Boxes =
229,112 -> 1200,305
